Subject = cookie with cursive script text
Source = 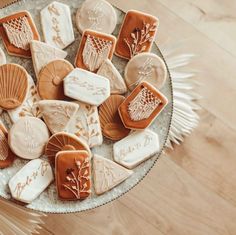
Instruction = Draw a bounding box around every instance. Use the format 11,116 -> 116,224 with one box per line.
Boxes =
45,132 -> 91,165
93,154 -> 133,195
74,29 -> 116,72
0,121 -> 15,168
115,10 -> 158,60
124,52 -> 167,90
8,159 -> 53,203
40,1 -> 75,49
118,81 -> 168,130
8,117 -> 50,159
38,59 -> 73,100
76,0 -> 117,34
113,129 -> 160,169
0,11 -> 40,58
55,150 -> 91,200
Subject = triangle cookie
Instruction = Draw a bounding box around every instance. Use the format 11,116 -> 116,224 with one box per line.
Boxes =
93,154 -> 133,195
30,40 -> 67,78
97,59 -> 127,94
38,100 -> 79,134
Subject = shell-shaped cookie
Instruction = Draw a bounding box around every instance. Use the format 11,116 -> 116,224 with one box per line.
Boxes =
45,132 -> 91,165
0,64 -> 28,110
99,95 -> 130,141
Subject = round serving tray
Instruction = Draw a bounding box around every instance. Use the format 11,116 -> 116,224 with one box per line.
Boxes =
0,0 -> 173,213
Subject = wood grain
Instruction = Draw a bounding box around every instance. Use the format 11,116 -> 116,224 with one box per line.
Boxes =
2,0 -> 236,234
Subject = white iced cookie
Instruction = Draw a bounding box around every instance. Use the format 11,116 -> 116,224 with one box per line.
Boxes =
93,154 -> 133,195
64,68 -> 110,106
30,40 -> 67,78
76,0 -> 117,34
38,100 -> 79,134
97,59 -> 127,94
125,52 -> 167,91
8,75 -> 41,123
67,102 -> 103,148
113,129 -> 160,169
0,48 -> 6,65
40,1 -> 75,49
8,159 -> 53,203
8,117 -> 50,159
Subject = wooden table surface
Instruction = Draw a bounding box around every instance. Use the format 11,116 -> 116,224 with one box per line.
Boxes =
2,0 -> 236,234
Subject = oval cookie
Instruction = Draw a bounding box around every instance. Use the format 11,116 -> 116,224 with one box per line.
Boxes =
9,117 -> 50,159
76,0 -> 117,34
0,121 -> 15,168
45,132 -> 91,165
0,64 -> 28,110
125,53 -> 167,90
38,59 -> 74,100
99,95 -> 130,141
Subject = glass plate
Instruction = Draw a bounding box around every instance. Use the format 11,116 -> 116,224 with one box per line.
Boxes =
0,0 -> 173,213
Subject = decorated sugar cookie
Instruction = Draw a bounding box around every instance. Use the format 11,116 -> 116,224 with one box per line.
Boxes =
93,155 -> 133,195
30,40 -> 67,78
8,117 -> 50,159
99,95 -> 130,141
125,53 -> 167,90
67,102 -> 103,148
8,75 -> 41,123
97,59 -> 127,94
0,48 -> 6,65
0,11 -> 40,58
64,68 -> 110,106
0,64 -> 28,110
8,159 -> 53,203
115,10 -> 158,60
75,29 -> 116,72
40,1 -> 75,49
76,0 -> 117,34
118,82 -> 168,129
0,121 -> 15,169
55,150 -> 91,200
45,132 -> 91,165
38,59 -> 74,100
113,129 -> 160,169
38,100 -> 79,134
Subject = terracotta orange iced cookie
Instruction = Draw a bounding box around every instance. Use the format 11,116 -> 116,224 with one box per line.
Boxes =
38,59 -> 74,100
0,64 -> 28,110
115,10 -> 158,60
0,121 -> 15,168
118,82 -> 168,130
45,132 -> 91,165
55,150 -> 91,200
0,11 -> 40,58
75,29 -> 116,72
99,95 -> 130,141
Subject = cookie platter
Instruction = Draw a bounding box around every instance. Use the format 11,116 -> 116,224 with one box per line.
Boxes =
0,0 -> 172,213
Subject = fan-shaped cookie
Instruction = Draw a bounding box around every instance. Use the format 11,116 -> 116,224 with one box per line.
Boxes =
0,64 -> 28,110
45,132 -> 91,165
125,53 -> 167,90
38,100 -> 79,134
38,59 -> 73,100
0,121 -> 15,168
8,117 -> 50,159
99,95 -> 130,141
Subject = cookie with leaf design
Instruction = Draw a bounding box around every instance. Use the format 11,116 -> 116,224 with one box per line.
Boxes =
55,150 -> 91,200
115,10 -> 158,60
0,11 -> 40,58
75,29 -> 116,72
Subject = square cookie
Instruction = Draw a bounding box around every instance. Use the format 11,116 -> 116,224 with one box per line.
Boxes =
119,81 -> 168,130
0,11 -> 40,58
115,10 -> 158,60
75,29 -> 116,72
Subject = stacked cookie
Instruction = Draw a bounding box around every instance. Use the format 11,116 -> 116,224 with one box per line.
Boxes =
0,0 -> 168,203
